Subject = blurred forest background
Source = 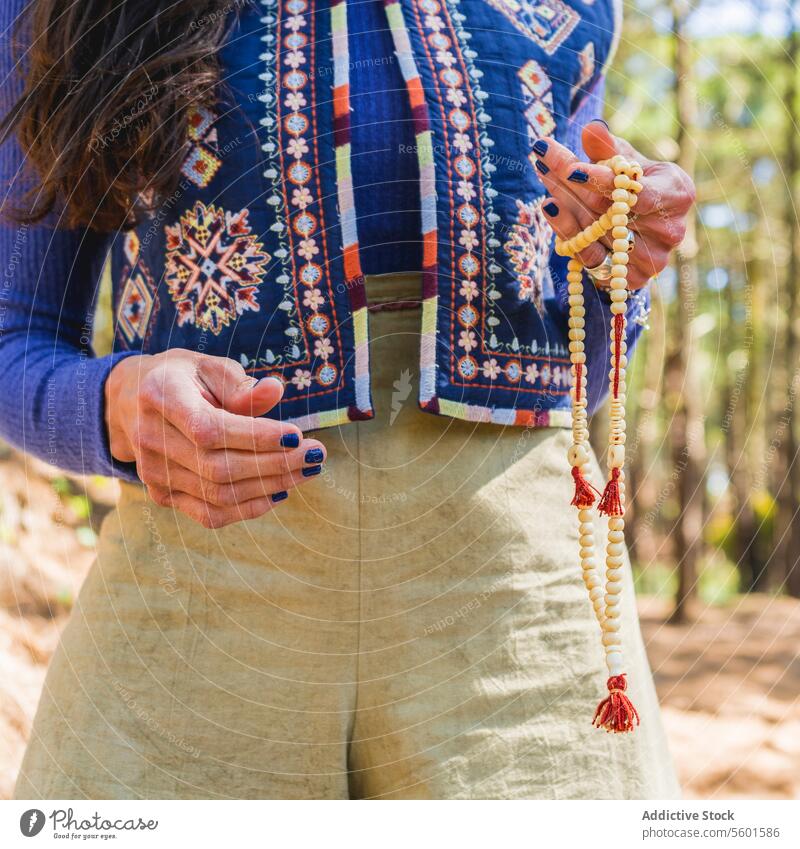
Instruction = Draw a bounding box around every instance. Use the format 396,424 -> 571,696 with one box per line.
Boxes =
2,0 -> 800,799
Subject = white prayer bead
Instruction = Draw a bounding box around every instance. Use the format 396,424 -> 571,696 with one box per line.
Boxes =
567,443 -> 589,467
606,651 -> 624,676
607,444 -> 625,469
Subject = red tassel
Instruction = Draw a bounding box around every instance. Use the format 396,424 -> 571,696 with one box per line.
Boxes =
571,465 -> 599,507
597,466 -> 623,516
593,674 -> 640,733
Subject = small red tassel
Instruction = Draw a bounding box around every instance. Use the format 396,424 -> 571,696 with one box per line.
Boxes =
593,674 -> 640,733
571,465 -> 599,507
597,466 -> 623,516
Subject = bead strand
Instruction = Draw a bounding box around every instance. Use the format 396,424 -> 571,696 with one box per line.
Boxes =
559,155 -> 643,733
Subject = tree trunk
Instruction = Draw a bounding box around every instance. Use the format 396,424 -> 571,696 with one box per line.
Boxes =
778,11 -> 800,597
668,0 -> 705,623
628,291 -> 666,568
725,245 -> 762,592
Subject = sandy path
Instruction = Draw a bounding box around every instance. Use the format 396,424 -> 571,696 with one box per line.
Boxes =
640,596 -> 800,799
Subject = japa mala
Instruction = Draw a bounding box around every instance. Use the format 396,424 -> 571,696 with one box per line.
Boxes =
554,153 -> 643,734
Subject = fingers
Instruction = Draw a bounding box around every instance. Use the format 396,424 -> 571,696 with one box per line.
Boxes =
144,460 -> 320,509
181,441 -> 325,483
196,357 -> 285,417
581,119 -> 617,161
533,125 -> 694,290
628,161 -> 696,220
532,138 -> 612,214
544,197 -> 666,289
135,413 -> 325,481
141,371 -> 301,452
598,229 -> 668,288
138,436 -> 324,483
147,486 -> 277,529
541,198 -> 607,270
118,350 -> 330,528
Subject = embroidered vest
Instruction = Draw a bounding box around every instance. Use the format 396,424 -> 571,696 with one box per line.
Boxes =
112,0 -> 620,431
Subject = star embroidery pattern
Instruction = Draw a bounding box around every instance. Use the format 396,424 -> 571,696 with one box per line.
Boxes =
165,201 -> 270,335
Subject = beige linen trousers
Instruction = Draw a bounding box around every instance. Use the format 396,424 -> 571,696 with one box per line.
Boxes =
16,274 -> 679,799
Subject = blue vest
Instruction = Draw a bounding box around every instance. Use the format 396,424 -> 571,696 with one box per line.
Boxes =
111,0 -> 621,431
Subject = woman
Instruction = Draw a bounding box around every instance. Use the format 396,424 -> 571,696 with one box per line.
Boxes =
2,0 -> 694,798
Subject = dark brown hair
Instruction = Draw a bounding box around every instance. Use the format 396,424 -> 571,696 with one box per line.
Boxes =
0,0 -> 238,231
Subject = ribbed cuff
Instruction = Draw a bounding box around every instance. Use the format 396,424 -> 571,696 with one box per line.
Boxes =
89,350 -> 142,482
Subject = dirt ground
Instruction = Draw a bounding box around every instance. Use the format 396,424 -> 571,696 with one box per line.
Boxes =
1,447 -> 799,800
640,595 -> 800,799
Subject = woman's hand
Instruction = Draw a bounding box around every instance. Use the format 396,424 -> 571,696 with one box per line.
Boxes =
105,350 -> 326,528
532,119 -> 696,288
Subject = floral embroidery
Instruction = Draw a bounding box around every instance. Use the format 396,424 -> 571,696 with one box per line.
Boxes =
504,197 -> 553,315
416,0 -> 505,383
164,201 -> 269,335
483,0 -> 580,55
457,355 -> 478,379
181,105 -> 222,188
505,360 -> 522,382
251,0 -> 342,391
482,358 -> 501,380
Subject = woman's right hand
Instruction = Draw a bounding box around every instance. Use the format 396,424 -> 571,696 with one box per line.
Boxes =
104,350 -> 326,528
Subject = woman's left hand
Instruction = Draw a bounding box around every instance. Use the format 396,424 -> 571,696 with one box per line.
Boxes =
533,119 -> 696,289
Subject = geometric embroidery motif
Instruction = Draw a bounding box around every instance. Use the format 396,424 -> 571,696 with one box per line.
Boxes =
503,197 -> 553,316
117,230 -> 155,344
483,0 -> 580,56
164,201 -> 270,335
518,59 -> 555,166
118,267 -> 155,344
180,105 -> 222,188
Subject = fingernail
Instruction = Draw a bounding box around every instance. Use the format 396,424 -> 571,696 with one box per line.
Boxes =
543,201 -> 559,217
568,169 -> 589,183
271,491 -> 289,503
304,448 -> 324,464
535,159 -> 549,175
302,464 -> 322,477
590,118 -> 610,129
280,433 -> 300,448
532,139 -> 549,157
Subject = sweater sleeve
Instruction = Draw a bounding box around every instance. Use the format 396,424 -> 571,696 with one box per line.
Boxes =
0,2 -> 140,479
553,76 -> 651,415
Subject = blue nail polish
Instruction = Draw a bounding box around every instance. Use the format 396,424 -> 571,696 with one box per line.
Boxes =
304,448 -> 324,464
271,491 -> 289,503
544,202 -> 559,217
590,118 -> 610,130
302,464 -> 322,477
535,159 -> 549,175
568,169 -> 589,184
532,139 -> 549,157
280,433 -> 300,448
